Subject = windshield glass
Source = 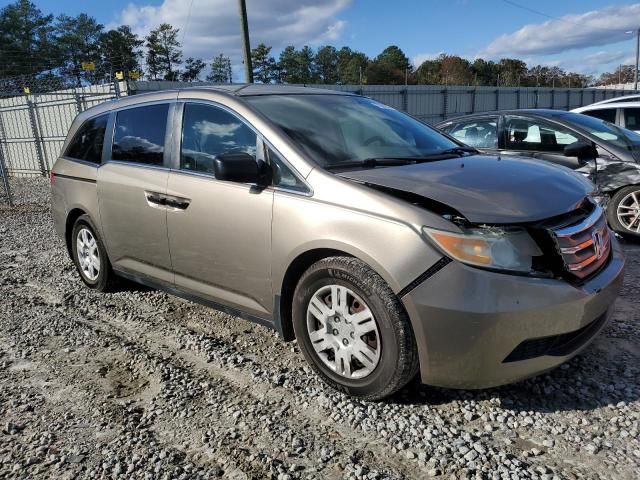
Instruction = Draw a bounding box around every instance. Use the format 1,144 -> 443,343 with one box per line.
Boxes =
562,112 -> 640,150
244,94 -> 459,168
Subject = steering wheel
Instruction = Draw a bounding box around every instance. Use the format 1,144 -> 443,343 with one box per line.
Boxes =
363,135 -> 385,146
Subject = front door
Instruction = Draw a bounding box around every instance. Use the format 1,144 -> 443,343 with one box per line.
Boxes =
166,102 -> 273,318
97,103 -> 173,285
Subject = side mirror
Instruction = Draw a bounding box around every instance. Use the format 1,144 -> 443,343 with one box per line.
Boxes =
213,152 -> 260,183
564,141 -> 596,164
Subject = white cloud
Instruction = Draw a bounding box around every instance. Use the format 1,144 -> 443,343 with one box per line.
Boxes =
480,4 -> 640,58
412,52 -> 444,67
112,0 -> 351,66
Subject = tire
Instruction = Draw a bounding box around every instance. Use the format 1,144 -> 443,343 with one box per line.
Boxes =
71,214 -> 117,292
292,256 -> 419,401
607,186 -> 640,237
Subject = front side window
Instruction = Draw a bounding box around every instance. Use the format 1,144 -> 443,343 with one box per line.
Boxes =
561,112 -> 640,151
505,116 -> 579,152
623,108 -> 640,130
448,118 -> 498,149
583,108 -> 616,124
181,103 -> 257,175
65,114 -> 108,164
112,104 -> 169,166
244,94 -> 458,169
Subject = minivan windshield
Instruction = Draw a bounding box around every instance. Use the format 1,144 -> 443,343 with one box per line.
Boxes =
562,112 -> 640,151
244,94 -> 461,168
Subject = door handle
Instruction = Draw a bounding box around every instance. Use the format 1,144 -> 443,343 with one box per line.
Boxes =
145,191 -> 166,207
164,197 -> 191,210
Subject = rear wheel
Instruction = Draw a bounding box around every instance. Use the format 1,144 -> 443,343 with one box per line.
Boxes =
607,186 -> 640,237
292,256 -> 419,400
71,215 -> 117,291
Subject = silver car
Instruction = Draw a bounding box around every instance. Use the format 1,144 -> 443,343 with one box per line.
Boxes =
51,85 -> 624,400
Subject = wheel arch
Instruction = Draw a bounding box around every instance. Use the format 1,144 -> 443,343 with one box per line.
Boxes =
64,208 -> 88,259
274,243 -> 403,342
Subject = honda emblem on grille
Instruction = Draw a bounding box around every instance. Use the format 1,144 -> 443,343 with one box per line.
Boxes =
592,230 -> 605,260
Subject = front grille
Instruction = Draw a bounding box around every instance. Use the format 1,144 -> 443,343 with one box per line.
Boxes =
503,312 -> 608,363
548,204 -> 611,280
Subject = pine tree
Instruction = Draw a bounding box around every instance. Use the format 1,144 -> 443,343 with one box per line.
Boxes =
181,57 -> 206,82
251,43 -> 276,84
145,23 -> 182,81
207,53 -> 232,83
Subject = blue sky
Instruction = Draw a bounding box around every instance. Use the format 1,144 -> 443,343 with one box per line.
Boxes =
8,0 -> 640,77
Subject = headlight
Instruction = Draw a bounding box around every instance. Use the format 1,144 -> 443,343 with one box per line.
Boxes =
422,226 -> 543,273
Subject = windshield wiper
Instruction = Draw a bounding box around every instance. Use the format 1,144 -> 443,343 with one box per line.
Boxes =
436,146 -> 479,155
325,157 -> 417,170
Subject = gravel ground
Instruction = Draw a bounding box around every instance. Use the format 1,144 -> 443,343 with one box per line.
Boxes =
0,177 -> 639,480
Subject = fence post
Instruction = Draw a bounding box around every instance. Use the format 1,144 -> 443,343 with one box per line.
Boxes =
470,87 -> 476,113
534,89 -> 538,108
0,144 -> 12,207
74,89 -> 84,114
580,88 -> 584,107
551,89 -> 555,109
516,88 -> 521,109
0,113 -> 13,206
114,79 -> 121,98
495,89 -> 499,111
442,88 -> 448,120
402,88 -> 409,112
26,96 -> 48,177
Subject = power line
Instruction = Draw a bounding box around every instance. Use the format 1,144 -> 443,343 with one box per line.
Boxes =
180,0 -> 196,46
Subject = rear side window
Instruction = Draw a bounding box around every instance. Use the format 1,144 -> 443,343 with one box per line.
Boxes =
112,104 -> 169,166
64,114 -> 108,164
181,103 -> 257,175
583,108 -> 616,124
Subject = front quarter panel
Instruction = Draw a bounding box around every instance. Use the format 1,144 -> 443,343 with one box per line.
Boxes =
271,169 -> 449,297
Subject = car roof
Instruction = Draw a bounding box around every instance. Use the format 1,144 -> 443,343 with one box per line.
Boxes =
573,101 -> 640,112
590,94 -> 640,105
435,109 -> 569,125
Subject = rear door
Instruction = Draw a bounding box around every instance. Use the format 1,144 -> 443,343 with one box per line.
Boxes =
97,102 -> 174,285
165,101 -> 274,318
621,107 -> 640,132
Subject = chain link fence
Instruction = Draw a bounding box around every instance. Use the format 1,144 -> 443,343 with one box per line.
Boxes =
0,79 -> 123,179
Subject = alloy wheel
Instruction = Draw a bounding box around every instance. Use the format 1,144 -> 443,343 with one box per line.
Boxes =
616,190 -> 640,233
306,284 -> 381,379
76,227 -> 100,281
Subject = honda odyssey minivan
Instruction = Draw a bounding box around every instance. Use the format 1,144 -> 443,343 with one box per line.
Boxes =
51,85 -> 624,400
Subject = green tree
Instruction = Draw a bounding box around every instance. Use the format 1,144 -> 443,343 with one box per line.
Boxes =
277,45 -> 298,83
296,45 -> 317,83
336,47 -> 368,84
0,0 -> 57,77
99,25 -> 143,79
181,57 -> 206,82
145,23 -> 182,80
498,58 -> 527,86
206,53 -> 232,82
315,45 -> 338,84
415,58 -> 442,84
471,58 -> 499,86
56,13 -> 104,86
251,43 -> 276,83
366,45 -> 411,84
439,55 -> 472,85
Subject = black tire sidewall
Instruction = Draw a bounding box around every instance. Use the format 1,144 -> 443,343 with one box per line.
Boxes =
292,259 -> 408,398
607,186 -> 640,237
71,215 -> 111,290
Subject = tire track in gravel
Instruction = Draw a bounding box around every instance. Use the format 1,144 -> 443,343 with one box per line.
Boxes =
12,280 -> 414,479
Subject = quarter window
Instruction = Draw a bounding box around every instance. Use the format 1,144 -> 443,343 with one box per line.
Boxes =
505,117 -> 579,152
623,108 -> 640,130
64,114 -> 109,164
181,103 -> 257,175
448,118 -> 498,149
583,108 -> 616,124
269,148 -> 307,192
112,104 -> 169,166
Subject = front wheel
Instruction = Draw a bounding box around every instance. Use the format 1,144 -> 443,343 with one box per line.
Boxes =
607,186 -> 640,237
292,257 -> 419,400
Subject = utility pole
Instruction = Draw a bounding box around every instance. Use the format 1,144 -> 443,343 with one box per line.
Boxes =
237,0 -> 253,83
635,28 -> 639,90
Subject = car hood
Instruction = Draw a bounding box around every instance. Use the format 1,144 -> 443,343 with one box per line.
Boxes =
338,155 -> 593,224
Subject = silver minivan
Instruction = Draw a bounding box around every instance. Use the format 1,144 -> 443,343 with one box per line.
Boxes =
51,85 -> 624,400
